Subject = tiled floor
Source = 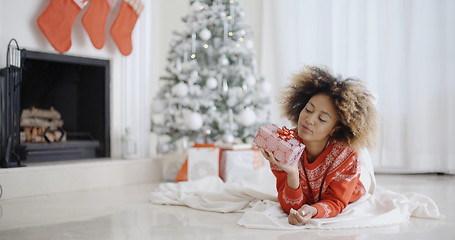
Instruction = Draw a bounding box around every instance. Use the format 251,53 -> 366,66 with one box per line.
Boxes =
0,174 -> 454,240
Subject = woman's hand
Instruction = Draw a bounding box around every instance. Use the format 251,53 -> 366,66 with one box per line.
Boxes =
288,205 -> 317,226
259,147 -> 300,190
259,147 -> 299,176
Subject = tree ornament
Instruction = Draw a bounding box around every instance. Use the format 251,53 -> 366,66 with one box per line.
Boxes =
236,108 -> 256,126
219,55 -> 229,65
157,142 -> 170,154
222,133 -> 234,143
245,39 -> 254,49
245,75 -> 256,86
206,77 -> 218,89
191,0 -> 203,11
185,112 -> 203,130
260,81 -> 272,93
172,82 -> 189,97
199,28 -> 212,41
189,70 -> 199,84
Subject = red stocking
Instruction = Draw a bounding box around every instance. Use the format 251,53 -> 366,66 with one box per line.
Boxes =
82,0 -> 113,49
110,0 -> 144,56
37,0 -> 88,53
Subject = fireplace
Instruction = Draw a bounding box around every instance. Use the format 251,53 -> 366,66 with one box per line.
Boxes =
1,49 -> 110,167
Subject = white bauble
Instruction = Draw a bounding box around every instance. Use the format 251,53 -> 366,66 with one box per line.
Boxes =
206,77 -> 218,89
222,133 -> 234,143
219,55 -> 229,65
190,70 -> 199,79
245,75 -> 256,86
172,82 -> 188,97
236,108 -> 256,126
245,40 -> 254,49
191,0 -> 203,11
157,143 -> 170,154
199,28 -> 212,41
185,112 -> 203,130
260,81 -> 271,93
188,71 -> 199,84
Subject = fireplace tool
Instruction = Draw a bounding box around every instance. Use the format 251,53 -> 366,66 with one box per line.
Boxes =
0,39 -> 27,168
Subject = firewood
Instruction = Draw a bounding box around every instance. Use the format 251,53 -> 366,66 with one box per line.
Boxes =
45,132 -> 56,142
24,127 -> 32,142
21,107 -> 61,120
21,117 -> 64,129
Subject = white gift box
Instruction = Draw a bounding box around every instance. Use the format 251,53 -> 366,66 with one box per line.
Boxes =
220,149 -> 265,183
187,147 -> 220,181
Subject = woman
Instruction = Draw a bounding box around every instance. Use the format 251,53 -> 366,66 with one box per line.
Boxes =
259,66 -> 378,225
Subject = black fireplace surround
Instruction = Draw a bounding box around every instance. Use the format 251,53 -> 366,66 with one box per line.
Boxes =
1,50 -> 110,167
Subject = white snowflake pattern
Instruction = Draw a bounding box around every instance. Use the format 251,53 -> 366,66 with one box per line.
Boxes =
298,142 -> 359,203
282,188 -> 304,206
314,202 -> 331,218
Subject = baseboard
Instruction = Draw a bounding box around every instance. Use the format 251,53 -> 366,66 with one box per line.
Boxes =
0,158 -> 162,200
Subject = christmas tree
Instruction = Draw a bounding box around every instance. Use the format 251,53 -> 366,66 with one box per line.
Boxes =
152,0 -> 270,153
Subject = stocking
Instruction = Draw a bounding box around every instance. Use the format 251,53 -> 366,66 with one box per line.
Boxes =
82,0 -> 113,49
110,0 -> 144,56
37,0 -> 88,53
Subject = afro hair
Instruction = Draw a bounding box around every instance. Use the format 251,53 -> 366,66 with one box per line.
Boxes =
280,65 -> 378,150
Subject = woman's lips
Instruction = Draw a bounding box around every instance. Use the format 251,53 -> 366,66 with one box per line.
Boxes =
300,124 -> 312,134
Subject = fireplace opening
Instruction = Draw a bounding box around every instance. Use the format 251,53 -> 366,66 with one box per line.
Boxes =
1,50 -> 110,166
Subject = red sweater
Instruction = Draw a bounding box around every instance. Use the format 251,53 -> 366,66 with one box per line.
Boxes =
271,141 -> 365,218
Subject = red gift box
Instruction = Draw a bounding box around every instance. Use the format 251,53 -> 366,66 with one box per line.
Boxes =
253,124 -> 305,165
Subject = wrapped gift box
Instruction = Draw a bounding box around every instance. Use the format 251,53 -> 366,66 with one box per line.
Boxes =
220,149 -> 265,183
187,146 -> 220,181
253,124 -> 305,165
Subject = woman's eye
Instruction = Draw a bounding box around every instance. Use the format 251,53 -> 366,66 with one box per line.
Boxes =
319,117 -> 327,123
305,108 -> 312,113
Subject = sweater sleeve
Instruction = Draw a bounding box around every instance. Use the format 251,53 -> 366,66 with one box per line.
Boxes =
311,155 -> 362,218
270,163 -> 305,214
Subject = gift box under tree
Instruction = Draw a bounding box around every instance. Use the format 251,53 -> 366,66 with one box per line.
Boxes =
175,143 -> 220,182
220,148 -> 265,183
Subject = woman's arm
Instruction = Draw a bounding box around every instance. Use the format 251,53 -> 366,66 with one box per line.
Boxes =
259,148 -> 306,214
271,164 -> 305,213
311,156 -> 363,218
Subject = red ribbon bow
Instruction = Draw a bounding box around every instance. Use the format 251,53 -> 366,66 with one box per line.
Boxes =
276,126 -> 296,140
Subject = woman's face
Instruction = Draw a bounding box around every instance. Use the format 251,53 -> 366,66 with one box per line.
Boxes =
297,93 -> 339,144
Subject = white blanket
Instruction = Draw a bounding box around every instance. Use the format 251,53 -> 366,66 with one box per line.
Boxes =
150,166 -> 443,229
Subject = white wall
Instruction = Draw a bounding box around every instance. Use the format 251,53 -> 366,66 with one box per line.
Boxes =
0,0 -> 266,158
